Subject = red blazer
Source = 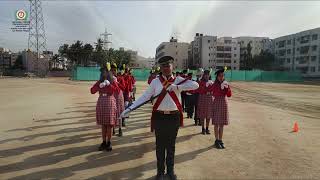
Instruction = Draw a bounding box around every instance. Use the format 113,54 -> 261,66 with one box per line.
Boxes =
209,81 -> 232,97
90,81 -> 120,95
196,80 -> 212,94
123,74 -> 136,92
116,76 -> 126,91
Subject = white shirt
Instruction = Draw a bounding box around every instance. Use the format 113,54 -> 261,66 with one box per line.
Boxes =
129,75 -> 199,111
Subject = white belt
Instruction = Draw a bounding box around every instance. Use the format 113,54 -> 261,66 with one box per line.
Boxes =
100,93 -> 109,96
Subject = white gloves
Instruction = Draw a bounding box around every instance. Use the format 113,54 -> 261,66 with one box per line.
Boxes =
206,80 -> 214,87
99,80 -> 110,88
221,81 -> 229,90
166,84 -> 179,92
120,108 -> 131,119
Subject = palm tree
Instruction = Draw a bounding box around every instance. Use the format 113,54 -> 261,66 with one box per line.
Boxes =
82,43 -> 93,66
93,38 -> 107,67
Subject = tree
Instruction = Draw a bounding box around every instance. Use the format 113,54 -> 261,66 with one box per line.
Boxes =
92,38 -> 107,67
58,44 -> 69,58
251,50 -> 276,71
58,39 -> 132,68
82,43 -> 93,66
67,40 -> 83,67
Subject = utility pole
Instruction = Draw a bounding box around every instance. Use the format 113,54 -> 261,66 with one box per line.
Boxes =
28,0 -> 47,76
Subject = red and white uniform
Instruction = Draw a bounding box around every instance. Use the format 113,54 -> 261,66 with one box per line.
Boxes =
128,75 -> 199,131
209,81 -> 232,125
90,81 -> 119,126
196,80 -> 215,120
114,76 -> 126,122
123,73 -> 135,102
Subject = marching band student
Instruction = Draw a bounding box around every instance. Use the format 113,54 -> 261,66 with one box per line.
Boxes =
148,70 -> 157,105
129,69 -> 136,101
185,73 -> 196,119
194,68 -> 203,126
148,70 -> 157,85
122,67 -> 134,126
196,70 -> 214,135
210,69 -> 232,149
90,66 -> 119,151
120,56 -> 199,180
111,64 -> 126,137
181,70 -> 188,112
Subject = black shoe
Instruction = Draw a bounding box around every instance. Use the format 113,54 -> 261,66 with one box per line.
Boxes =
118,128 -> 123,137
201,128 -> 206,135
98,142 -> 106,151
155,173 -> 164,180
166,173 -> 177,180
206,128 -> 211,135
218,140 -> 225,149
106,141 -> 112,151
215,140 -> 222,149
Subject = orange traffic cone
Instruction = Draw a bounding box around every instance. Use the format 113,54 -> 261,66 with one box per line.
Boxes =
293,122 -> 299,132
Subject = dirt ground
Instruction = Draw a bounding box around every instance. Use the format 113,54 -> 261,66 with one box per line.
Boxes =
0,77 -> 319,180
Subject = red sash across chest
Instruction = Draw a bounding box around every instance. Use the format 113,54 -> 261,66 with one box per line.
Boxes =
150,76 -> 187,132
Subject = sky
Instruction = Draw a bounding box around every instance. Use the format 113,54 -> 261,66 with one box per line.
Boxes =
0,1 -> 320,57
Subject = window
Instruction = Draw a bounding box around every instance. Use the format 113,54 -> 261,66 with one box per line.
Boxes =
279,49 -> 286,56
287,40 -> 292,45
176,52 -> 178,55
234,54 -> 237,57
287,58 -> 290,63
311,67 -> 315,72
300,35 -> 310,44
234,67 -> 236,70
287,49 -> 291,54
225,47 -> 232,51
209,53 -> 210,56
208,40 -> 211,43
234,60 -> 236,63
312,34 -> 318,40
234,47 -> 237,50
312,45 -> 317,51
279,41 -> 285,48
217,46 -> 224,51
311,56 -> 316,62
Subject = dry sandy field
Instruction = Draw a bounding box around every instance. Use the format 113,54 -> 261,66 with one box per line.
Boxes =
0,77 -> 319,180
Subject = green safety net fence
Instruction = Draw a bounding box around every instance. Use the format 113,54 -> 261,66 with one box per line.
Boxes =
71,67 -> 303,82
